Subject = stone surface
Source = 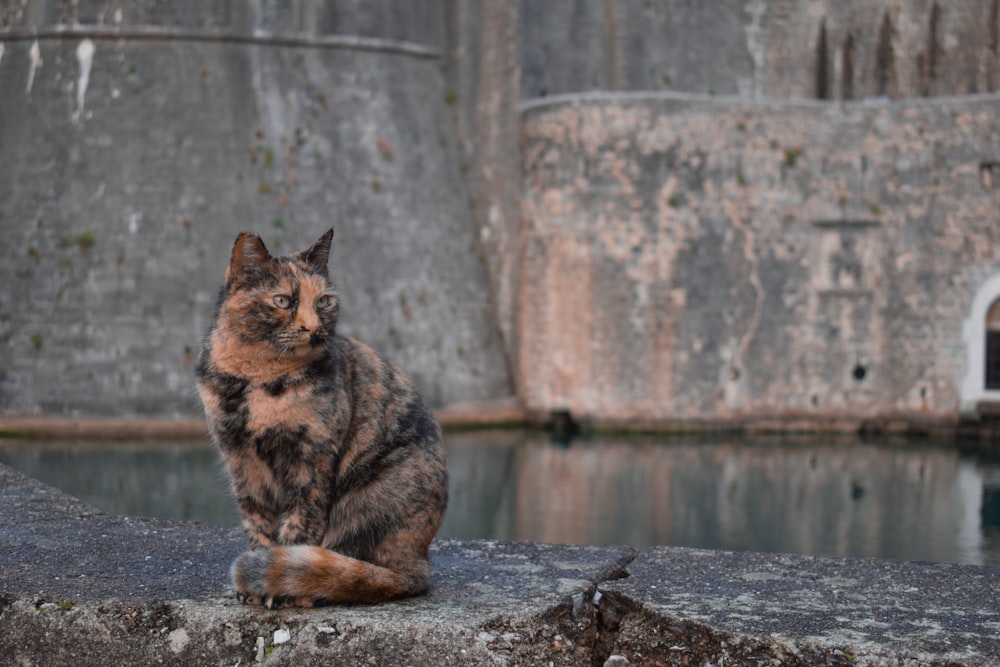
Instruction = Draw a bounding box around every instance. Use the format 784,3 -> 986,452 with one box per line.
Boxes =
0,0 -> 446,49
518,92 -> 1000,424
0,461 -> 635,665
519,0 -> 1000,100
0,0 -> 510,417
520,0 -> 754,98
2,460 -> 999,665
599,547 -> 1000,666
3,1 -> 1000,426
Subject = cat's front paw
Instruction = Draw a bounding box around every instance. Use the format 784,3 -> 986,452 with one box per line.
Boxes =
236,591 -> 264,606
236,592 -> 325,609
264,595 -> 294,609
235,592 -> 291,609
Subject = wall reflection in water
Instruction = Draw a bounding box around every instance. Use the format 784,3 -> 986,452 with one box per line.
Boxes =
442,431 -> 1000,566
1,432 -> 997,565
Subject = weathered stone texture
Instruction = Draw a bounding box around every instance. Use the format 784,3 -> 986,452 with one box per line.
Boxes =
600,546 -> 1000,666
0,1 -> 510,416
756,0 -> 1000,100
520,0 -> 754,98
519,94 -> 1000,423
0,0 -> 445,47
519,0 -> 1000,101
2,0 -> 1000,424
449,0 -> 523,385
2,460 -> 998,666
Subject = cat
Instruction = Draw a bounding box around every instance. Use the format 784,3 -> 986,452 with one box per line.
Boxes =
196,229 -> 448,608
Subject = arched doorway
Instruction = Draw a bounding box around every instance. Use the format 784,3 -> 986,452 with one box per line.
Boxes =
960,274 -> 1000,413
987,299 -> 1000,390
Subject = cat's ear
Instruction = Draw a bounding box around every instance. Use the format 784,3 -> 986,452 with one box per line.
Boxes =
297,228 -> 334,277
226,232 -> 272,284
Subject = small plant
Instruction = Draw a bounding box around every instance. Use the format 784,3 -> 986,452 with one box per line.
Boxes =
29,333 -> 43,350
736,172 -> 747,186
666,195 -> 680,208
444,90 -> 458,105
783,148 -> 803,167
64,232 -> 95,252
272,218 -> 284,229
869,203 -> 882,216
259,182 -> 272,195
27,246 -> 41,263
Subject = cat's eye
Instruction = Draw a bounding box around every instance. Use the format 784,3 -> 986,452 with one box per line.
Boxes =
273,295 -> 292,309
316,295 -> 332,309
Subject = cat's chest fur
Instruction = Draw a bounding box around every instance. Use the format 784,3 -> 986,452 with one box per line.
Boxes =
244,378 -> 323,434
200,368 -> 344,449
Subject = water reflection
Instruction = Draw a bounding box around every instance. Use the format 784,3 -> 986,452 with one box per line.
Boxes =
1,432 -> 998,565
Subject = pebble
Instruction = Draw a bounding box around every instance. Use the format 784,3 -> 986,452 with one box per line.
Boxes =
254,636 -> 265,662
603,655 -> 630,667
274,628 -> 291,644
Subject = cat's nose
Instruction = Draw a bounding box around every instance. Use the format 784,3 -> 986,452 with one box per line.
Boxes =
296,311 -> 321,333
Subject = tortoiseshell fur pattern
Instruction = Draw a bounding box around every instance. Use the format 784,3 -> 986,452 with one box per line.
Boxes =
196,229 -> 448,607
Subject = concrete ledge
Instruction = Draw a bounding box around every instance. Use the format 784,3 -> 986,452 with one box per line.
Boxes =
600,550 -> 1000,666
1,462 -> 999,666
0,409 -> 990,440
0,400 -> 531,439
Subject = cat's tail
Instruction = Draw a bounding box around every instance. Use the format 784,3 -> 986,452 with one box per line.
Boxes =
231,546 -> 430,606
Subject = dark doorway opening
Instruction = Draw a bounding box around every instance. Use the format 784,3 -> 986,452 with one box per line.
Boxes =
986,299 -> 1000,389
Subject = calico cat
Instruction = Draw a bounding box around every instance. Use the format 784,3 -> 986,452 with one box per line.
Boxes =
196,229 -> 448,607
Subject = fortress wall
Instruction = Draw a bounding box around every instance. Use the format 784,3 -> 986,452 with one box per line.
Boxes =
519,0 -> 1000,101
519,0 -> 754,99
758,0 -> 1000,100
1,0 -> 446,47
2,0 -> 999,424
518,92 -> 1000,424
0,1 -> 510,417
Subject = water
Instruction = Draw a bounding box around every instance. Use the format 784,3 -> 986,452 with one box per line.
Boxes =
1,431 -> 998,566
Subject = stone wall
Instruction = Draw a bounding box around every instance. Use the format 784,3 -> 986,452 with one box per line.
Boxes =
0,0 -> 510,416
518,93 -> 1000,423
2,0 -> 999,424
519,0 -> 1000,100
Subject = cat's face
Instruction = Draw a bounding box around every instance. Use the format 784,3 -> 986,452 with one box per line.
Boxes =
219,230 -> 339,357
